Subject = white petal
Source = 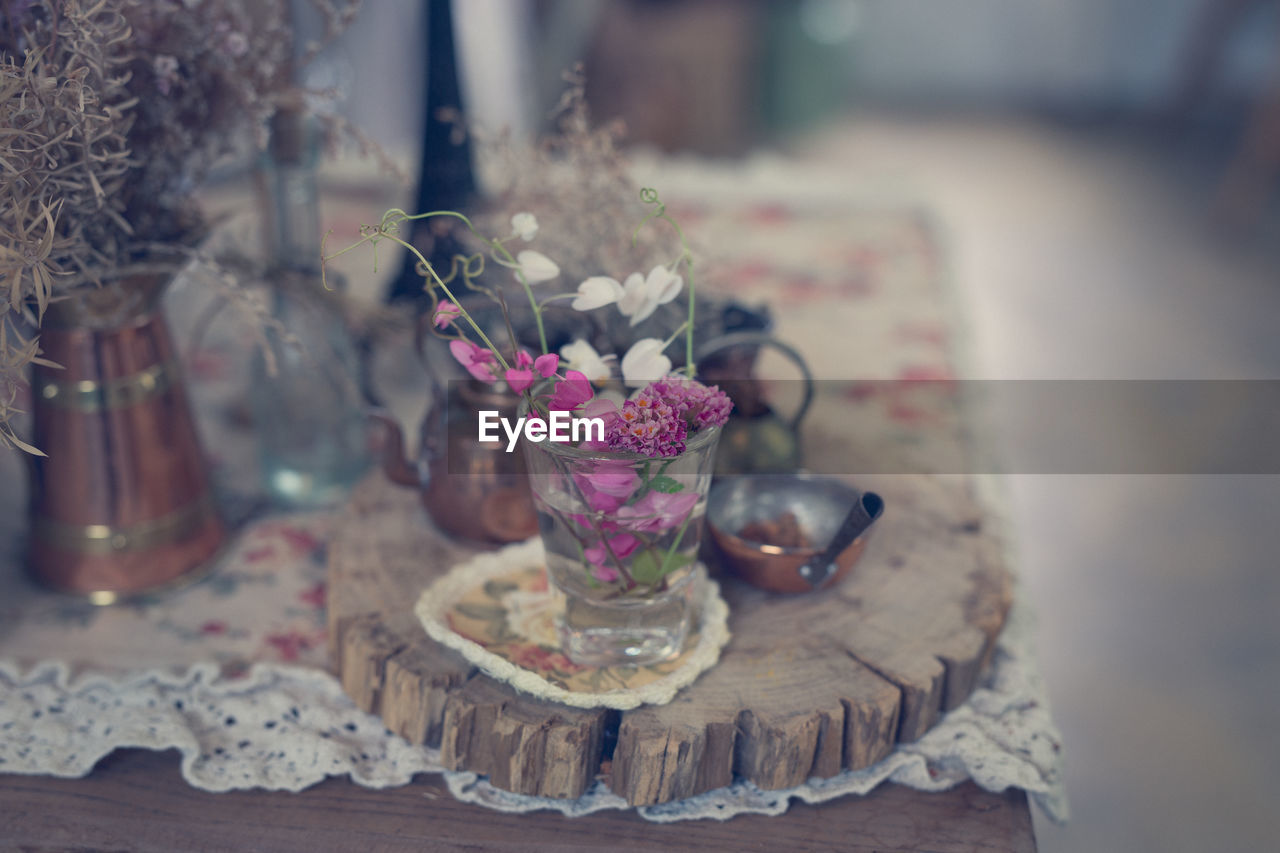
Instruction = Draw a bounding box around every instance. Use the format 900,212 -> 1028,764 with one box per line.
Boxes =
571,276 -> 624,311
560,339 -> 599,364
511,212 -> 538,241
560,339 -> 612,383
615,272 -> 647,317
627,296 -> 662,327
645,265 -> 684,305
515,250 -> 560,284
621,338 -> 672,387
597,387 -> 627,406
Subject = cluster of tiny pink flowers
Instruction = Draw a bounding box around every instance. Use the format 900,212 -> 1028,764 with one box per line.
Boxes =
607,395 -> 688,457
638,378 -> 733,431
606,377 -> 731,457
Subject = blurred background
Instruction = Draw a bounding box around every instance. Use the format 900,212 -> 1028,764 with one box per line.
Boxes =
291,1 -> 1280,849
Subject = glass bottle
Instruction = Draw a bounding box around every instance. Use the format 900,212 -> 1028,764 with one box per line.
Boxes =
249,106 -> 372,509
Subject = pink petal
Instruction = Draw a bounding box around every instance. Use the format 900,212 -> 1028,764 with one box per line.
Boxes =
449,339 -> 499,382
505,368 -> 534,393
587,464 -> 640,497
534,353 -> 559,378
548,370 -> 596,411
515,350 -> 534,369
617,489 -> 699,531
590,563 -> 620,583
584,534 -> 639,569
433,301 -> 461,329
449,339 -> 475,365
563,370 -> 593,402
607,533 -> 640,559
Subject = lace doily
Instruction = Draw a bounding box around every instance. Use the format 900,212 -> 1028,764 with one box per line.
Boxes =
414,539 -> 731,710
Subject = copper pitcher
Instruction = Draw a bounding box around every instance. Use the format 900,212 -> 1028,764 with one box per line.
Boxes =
28,279 -> 226,601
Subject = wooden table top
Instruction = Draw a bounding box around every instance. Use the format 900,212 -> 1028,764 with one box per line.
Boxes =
0,749 -> 1036,852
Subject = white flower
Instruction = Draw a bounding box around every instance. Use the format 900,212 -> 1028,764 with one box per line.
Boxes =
621,338 -> 672,387
571,276 -> 625,311
616,264 -> 684,326
514,250 -> 560,284
511,212 -> 538,242
560,339 -> 612,383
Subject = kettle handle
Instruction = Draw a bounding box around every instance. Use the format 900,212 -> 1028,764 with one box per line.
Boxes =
695,331 -> 815,431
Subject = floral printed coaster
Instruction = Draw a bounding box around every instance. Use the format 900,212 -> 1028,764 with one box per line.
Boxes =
414,539 -> 730,710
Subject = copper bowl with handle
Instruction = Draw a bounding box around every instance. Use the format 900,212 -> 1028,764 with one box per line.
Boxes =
706,475 -> 881,594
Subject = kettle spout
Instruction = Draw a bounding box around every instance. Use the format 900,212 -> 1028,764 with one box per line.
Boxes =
368,410 -> 421,487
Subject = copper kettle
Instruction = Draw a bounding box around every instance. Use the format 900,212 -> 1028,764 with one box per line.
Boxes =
370,323 -> 538,545
696,331 -> 814,475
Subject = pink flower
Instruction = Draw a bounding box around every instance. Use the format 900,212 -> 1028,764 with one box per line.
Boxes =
591,563 -> 620,583
547,370 -> 594,412
506,368 -> 534,393
584,533 -> 640,574
573,461 -> 640,513
608,395 -> 687,457
449,339 -> 499,383
433,300 -> 462,329
534,353 -> 559,378
579,397 -> 620,449
200,620 -> 227,635
641,377 -> 733,430
569,513 -> 619,533
616,490 -> 700,532
505,349 -> 541,392
605,377 -> 732,455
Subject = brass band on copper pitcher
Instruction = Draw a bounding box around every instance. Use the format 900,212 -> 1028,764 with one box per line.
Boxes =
36,358 -> 179,412
32,495 -> 217,556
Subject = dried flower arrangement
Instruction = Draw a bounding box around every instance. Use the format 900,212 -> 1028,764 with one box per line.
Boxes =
0,0 -> 365,452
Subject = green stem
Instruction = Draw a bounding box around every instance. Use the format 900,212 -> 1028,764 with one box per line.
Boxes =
633,189 -> 697,377
684,248 -> 695,376
630,458 -> 674,503
660,514 -> 693,577
375,232 -> 511,372
544,452 -> 636,589
490,239 -> 548,355
349,208 -> 551,356
660,321 -> 689,353
537,293 -> 579,310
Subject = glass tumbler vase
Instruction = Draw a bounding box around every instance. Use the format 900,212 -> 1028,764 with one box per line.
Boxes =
522,425 -> 721,667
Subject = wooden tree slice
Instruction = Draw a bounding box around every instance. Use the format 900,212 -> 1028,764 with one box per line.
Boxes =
328,471 -> 1011,805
